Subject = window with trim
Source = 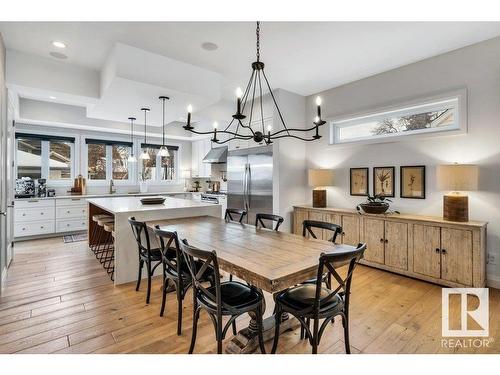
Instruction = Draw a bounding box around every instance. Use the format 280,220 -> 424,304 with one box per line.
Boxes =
15,133 -> 74,181
331,97 -> 461,144
140,143 -> 178,182
86,139 -> 132,181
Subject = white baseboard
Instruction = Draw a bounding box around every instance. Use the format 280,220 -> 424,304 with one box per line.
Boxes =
487,275 -> 500,289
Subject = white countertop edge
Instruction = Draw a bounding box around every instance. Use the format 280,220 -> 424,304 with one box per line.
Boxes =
14,191 -> 203,201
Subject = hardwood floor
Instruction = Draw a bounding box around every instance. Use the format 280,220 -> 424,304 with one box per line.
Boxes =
0,236 -> 498,354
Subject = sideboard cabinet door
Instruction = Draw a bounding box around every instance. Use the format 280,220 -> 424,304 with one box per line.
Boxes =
413,224 -> 441,279
384,221 -> 408,270
441,228 -> 473,286
341,215 -> 360,246
363,218 -> 385,264
293,209 -> 309,236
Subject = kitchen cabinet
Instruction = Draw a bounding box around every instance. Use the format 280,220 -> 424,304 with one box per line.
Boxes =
14,199 -> 55,238
293,205 -> 486,288
191,139 -> 212,178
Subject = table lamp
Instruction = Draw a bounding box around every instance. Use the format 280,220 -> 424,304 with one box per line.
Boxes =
436,163 -> 478,222
308,169 -> 335,208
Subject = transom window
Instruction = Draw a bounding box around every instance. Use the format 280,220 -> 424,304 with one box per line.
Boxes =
140,143 -> 178,182
15,133 -> 74,181
331,96 -> 462,144
86,139 -> 132,181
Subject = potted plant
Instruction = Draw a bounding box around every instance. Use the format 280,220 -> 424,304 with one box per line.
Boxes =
357,195 -> 399,215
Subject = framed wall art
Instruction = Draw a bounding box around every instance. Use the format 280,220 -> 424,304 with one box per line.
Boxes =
400,165 -> 426,199
373,166 -> 395,197
350,168 -> 369,196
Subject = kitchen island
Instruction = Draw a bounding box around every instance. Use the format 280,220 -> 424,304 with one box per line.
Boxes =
87,196 -> 221,285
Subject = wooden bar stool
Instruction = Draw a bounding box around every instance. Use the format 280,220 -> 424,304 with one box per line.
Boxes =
95,217 -> 114,261
91,214 -> 112,254
102,222 -> 115,281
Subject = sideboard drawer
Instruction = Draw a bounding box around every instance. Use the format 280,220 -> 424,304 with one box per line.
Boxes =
56,206 -> 87,219
15,207 -> 56,222
14,220 -> 55,237
56,197 -> 87,207
56,218 -> 87,233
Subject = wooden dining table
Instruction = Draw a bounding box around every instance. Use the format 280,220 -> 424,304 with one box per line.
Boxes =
147,215 -> 356,353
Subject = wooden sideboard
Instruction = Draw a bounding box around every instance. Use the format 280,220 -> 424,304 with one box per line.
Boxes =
293,205 -> 487,288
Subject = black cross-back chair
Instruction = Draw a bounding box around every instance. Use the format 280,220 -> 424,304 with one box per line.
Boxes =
302,220 -> 343,243
255,213 -> 284,231
128,217 -> 163,304
179,239 -> 266,354
271,242 -> 366,354
153,226 -> 215,335
224,208 -> 247,224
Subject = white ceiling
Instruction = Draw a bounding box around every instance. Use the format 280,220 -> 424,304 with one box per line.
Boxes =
1,21 -> 500,128
3,22 -> 500,96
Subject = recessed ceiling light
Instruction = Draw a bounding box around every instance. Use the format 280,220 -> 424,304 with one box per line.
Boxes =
49,51 -> 68,60
52,41 -> 67,49
201,42 -> 218,51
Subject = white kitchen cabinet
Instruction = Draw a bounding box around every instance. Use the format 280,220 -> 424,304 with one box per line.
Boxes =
15,220 -> 55,237
14,199 -> 56,238
191,139 -> 212,178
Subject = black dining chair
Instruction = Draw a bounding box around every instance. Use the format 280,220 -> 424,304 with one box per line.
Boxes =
255,213 -> 284,231
128,217 -> 163,304
153,226 -> 215,336
224,208 -> 247,223
271,243 -> 366,354
179,239 -> 267,354
302,220 -> 342,243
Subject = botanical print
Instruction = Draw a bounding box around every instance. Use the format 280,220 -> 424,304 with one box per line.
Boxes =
401,166 -> 425,199
350,168 -> 369,196
373,167 -> 395,197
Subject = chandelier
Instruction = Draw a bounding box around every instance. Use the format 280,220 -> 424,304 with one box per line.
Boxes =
183,21 -> 326,145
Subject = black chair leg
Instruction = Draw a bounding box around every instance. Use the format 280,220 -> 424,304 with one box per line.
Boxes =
232,319 -> 237,336
229,274 -> 233,282
135,259 -> 143,291
176,285 -> 183,336
189,306 -> 200,354
146,262 -> 152,304
342,313 -> 351,354
312,318 -> 319,354
271,309 -> 282,354
160,277 -> 169,317
216,321 -> 223,354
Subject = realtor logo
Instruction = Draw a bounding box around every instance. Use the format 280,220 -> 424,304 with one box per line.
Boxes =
442,288 -> 489,337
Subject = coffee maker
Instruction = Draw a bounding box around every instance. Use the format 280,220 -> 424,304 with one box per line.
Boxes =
37,178 -> 47,197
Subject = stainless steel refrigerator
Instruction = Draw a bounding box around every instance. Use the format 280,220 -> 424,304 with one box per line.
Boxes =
227,145 -> 273,225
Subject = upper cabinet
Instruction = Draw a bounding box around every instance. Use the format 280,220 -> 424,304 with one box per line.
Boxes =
191,139 -> 212,178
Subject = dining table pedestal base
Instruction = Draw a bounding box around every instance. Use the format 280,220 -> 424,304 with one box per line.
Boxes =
225,314 -> 300,354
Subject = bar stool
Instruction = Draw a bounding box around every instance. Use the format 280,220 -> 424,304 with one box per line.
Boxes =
91,214 -> 112,255
102,222 -> 115,281
95,216 -> 114,262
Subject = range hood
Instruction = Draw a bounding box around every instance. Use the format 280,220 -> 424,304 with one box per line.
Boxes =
202,146 -> 227,164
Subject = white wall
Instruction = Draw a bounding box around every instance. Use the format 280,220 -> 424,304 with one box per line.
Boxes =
273,89 -> 307,232
305,36 -> 500,283
0,33 -> 6,285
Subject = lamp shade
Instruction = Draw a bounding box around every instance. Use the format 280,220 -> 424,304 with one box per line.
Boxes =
308,169 -> 335,188
437,164 -> 478,192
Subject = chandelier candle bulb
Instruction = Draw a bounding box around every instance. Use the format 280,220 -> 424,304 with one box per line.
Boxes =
316,96 -> 322,119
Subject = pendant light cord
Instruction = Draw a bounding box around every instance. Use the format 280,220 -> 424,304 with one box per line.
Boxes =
256,21 -> 260,62
162,98 -> 165,146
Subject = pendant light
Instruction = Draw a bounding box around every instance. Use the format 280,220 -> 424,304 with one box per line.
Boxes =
158,96 -> 170,157
139,107 -> 151,160
127,116 -> 137,162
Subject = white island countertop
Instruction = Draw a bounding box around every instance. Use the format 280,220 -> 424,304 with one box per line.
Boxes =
87,195 -> 215,214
